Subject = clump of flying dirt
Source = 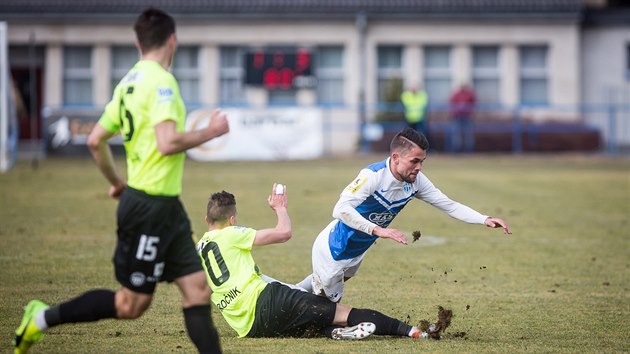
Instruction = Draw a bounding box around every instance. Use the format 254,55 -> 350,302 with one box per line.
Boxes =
412,230 -> 422,243
419,306 -> 453,339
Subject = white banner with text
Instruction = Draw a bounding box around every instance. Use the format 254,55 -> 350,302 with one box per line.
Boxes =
185,108 -> 323,161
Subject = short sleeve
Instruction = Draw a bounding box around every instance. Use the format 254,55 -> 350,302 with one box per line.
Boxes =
147,75 -> 181,127
98,96 -> 121,133
227,226 -> 257,251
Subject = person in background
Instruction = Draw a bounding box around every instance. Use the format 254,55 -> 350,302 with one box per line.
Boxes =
401,85 -> 430,143
449,83 -> 476,153
13,8 -> 227,354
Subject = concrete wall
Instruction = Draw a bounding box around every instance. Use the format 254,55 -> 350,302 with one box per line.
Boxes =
581,25 -> 630,146
582,25 -> 630,104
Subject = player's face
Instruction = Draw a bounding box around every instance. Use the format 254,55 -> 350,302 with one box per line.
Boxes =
392,145 -> 426,183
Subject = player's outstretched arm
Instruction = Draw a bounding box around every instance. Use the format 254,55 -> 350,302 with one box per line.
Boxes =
484,217 -> 512,234
254,183 -> 292,246
372,226 -> 408,245
155,108 -> 229,155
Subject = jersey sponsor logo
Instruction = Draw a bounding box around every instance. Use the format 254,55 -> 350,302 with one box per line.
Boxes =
215,286 -> 242,311
130,272 -> 146,287
345,176 -> 367,194
157,87 -> 174,103
368,211 -> 395,225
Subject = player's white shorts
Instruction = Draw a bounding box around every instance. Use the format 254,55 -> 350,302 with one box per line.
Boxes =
311,220 -> 365,303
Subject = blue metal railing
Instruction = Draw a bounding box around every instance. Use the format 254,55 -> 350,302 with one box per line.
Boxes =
330,102 -> 630,156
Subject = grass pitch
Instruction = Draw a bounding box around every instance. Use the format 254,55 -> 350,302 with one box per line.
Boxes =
1,154 -> 628,353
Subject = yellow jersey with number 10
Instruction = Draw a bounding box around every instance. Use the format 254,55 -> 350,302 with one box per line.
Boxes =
196,226 -> 268,337
98,60 -> 186,196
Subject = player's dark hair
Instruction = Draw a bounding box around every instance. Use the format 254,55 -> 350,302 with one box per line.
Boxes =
134,8 -> 175,53
207,191 -> 236,224
390,127 -> 429,154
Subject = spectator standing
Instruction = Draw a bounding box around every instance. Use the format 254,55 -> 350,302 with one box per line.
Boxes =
400,85 -> 429,142
449,84 -> 476,153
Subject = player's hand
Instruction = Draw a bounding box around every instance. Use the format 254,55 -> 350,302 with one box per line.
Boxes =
484,217 -> 512,234
109,179 -> 127,200
207,108 -> 229,138
268,183 -> 287,211
373,226 -> 408,245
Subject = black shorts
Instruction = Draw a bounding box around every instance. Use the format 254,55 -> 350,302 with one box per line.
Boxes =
247,282 -> 336,338
113,187 -> 203,294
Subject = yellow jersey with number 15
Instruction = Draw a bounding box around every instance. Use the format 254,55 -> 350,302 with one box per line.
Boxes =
98,60 -> 186,196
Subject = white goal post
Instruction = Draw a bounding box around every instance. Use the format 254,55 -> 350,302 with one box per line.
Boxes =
0,21 -> 16,173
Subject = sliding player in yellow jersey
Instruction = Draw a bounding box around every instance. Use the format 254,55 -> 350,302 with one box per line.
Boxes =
197,184 -> 439,340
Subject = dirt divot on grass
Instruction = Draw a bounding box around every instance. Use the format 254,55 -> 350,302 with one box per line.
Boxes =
419,306 -> 453,340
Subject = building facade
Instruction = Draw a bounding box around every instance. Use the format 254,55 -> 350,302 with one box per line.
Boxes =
1,0 -> 628,156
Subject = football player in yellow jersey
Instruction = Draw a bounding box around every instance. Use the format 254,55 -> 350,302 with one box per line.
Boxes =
197,184 -> 437,340
13,8 -> 227,354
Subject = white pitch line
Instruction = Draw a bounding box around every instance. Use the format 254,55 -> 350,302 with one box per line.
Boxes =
411,235 -> 447,247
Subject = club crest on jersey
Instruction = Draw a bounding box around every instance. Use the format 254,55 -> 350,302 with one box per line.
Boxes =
157,87 -> 174,103
345,176 -> 367,194
403,183 -> 412,193
368,211 -> 395,225
130,272 -> 146,287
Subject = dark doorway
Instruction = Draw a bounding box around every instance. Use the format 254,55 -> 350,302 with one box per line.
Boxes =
9,44 -> 45,141
11,67 -> 42,140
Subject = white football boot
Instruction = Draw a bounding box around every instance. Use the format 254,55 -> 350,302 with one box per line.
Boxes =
331,322 -> 376,340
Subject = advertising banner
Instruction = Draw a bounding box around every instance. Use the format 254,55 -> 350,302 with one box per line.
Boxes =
44,107 -> 323,160
186,108 -> 323,161
43,108 -> 123,155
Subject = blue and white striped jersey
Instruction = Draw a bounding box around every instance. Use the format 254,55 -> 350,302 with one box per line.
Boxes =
327,158 -> 487,260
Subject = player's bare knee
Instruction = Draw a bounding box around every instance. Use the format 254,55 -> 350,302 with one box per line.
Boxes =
193,282 -> 211,302
178,273 -> 211,306
115,301 -> 145,319
119,306 -> 144,319
115,290 -> 151,319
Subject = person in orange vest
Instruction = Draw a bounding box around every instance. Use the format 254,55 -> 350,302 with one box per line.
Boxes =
400,85 -> 429,143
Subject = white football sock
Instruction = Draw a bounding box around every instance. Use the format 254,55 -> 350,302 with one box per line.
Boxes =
34,309 -> 49,331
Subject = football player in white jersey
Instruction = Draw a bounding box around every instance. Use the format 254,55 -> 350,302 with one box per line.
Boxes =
297,127 -> 512,302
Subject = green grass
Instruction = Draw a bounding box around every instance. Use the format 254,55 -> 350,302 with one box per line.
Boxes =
1,154 -> 629,353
